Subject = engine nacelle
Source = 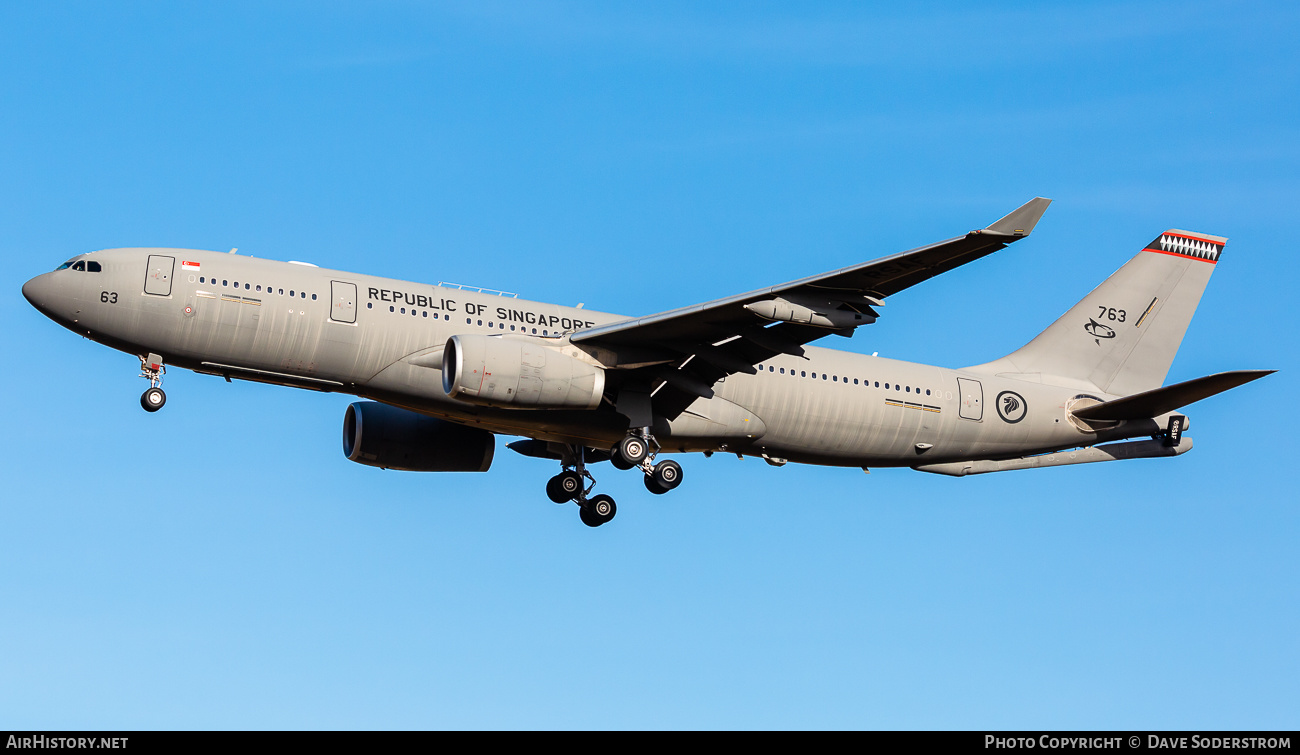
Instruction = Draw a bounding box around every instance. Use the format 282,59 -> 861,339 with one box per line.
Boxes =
442,334 -> 605,409
343,401 -> 495,472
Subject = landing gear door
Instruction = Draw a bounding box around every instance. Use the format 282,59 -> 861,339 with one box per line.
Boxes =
144,255 -> 174,296
330,280 -> 357,324
957,377 -> 983,421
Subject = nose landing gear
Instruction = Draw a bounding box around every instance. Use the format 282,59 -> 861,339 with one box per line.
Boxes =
138,353 -> 167,413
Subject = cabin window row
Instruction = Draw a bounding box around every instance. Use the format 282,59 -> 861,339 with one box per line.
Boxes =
464,318 -> 551,335
198,276 -> 317,300
365,302 -> 555,335
757,364 -> 936,397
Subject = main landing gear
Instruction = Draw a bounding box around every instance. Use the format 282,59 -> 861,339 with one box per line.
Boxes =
138,353 -> 167,413
612,429 -> 683,495
543,433 -> 686,528
546,446 -> 616,528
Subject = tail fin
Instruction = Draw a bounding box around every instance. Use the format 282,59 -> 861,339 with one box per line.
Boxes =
971,230 -> 1226,396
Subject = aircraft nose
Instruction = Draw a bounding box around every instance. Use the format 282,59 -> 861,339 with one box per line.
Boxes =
23,272 -> 57,316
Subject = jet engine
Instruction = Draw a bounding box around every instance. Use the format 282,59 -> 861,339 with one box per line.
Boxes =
343,401 -> 495,472
442,334 -> 605,409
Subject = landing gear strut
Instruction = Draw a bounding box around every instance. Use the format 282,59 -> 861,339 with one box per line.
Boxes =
138,353 -> 167,413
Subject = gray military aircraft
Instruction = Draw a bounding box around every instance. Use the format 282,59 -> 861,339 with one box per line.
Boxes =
23,198 -> 1272,526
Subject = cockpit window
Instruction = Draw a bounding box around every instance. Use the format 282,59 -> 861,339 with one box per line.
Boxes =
72,261 -> 86,271
86,261 -> 102,273
55,260 -> 76,271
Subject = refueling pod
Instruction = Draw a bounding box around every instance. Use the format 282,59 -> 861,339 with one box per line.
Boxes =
442,334 -> 605,409
343,401 -> 495,472
743,295 -> 874,330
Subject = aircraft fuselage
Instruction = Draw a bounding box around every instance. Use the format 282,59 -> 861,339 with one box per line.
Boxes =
23,247 -> 1163,469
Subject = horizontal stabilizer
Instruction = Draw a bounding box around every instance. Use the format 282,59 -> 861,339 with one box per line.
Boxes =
1071,369 -> 1275,422
984,197 -> 1052,236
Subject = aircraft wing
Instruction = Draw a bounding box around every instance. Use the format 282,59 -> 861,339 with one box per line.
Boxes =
572,197 -> 1051,417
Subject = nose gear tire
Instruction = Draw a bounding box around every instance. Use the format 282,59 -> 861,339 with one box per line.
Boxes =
141,387 -> 167,412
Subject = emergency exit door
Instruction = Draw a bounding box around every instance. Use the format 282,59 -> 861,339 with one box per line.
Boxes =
330,280 -> 357,323
957,377 -> 983,421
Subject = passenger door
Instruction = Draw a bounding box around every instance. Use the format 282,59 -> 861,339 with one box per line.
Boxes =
143,255 -> 174,296
330,281 -> 357,324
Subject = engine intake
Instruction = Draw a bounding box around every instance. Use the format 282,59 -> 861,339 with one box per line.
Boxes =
343,401 -> 494,472
442,334 -> 605,409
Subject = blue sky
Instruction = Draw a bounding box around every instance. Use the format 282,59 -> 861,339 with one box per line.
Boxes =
1,1 -> 1297,729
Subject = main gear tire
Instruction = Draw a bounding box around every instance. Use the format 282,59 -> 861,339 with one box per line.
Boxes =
616,435 -> 649,466
547,471 -> 583,503
650,459 -> 682,492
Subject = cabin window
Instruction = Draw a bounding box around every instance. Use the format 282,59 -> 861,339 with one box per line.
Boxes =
256,285 -> 262,292
926,389 -> 931,395
401,307 -> 406,314
311,293 -> 317,300
301,292 -> 307,298
367,303 -> 372,309
412,309 -> 417,316
801,371 -> 806,377
278,288 -> 284,295
853,378 -> 858,384
477,320 -> 483,326
906,386 -> 910,392
832,375 -> 837,382
822,374 -> 828,380
389,306 -> 395,312
423,311 -> 428,318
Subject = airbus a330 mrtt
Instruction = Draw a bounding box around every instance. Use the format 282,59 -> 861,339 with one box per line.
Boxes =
22,198 -> 1272,526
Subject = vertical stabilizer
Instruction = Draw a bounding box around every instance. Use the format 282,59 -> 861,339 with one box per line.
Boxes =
970,230 -> 1226,396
